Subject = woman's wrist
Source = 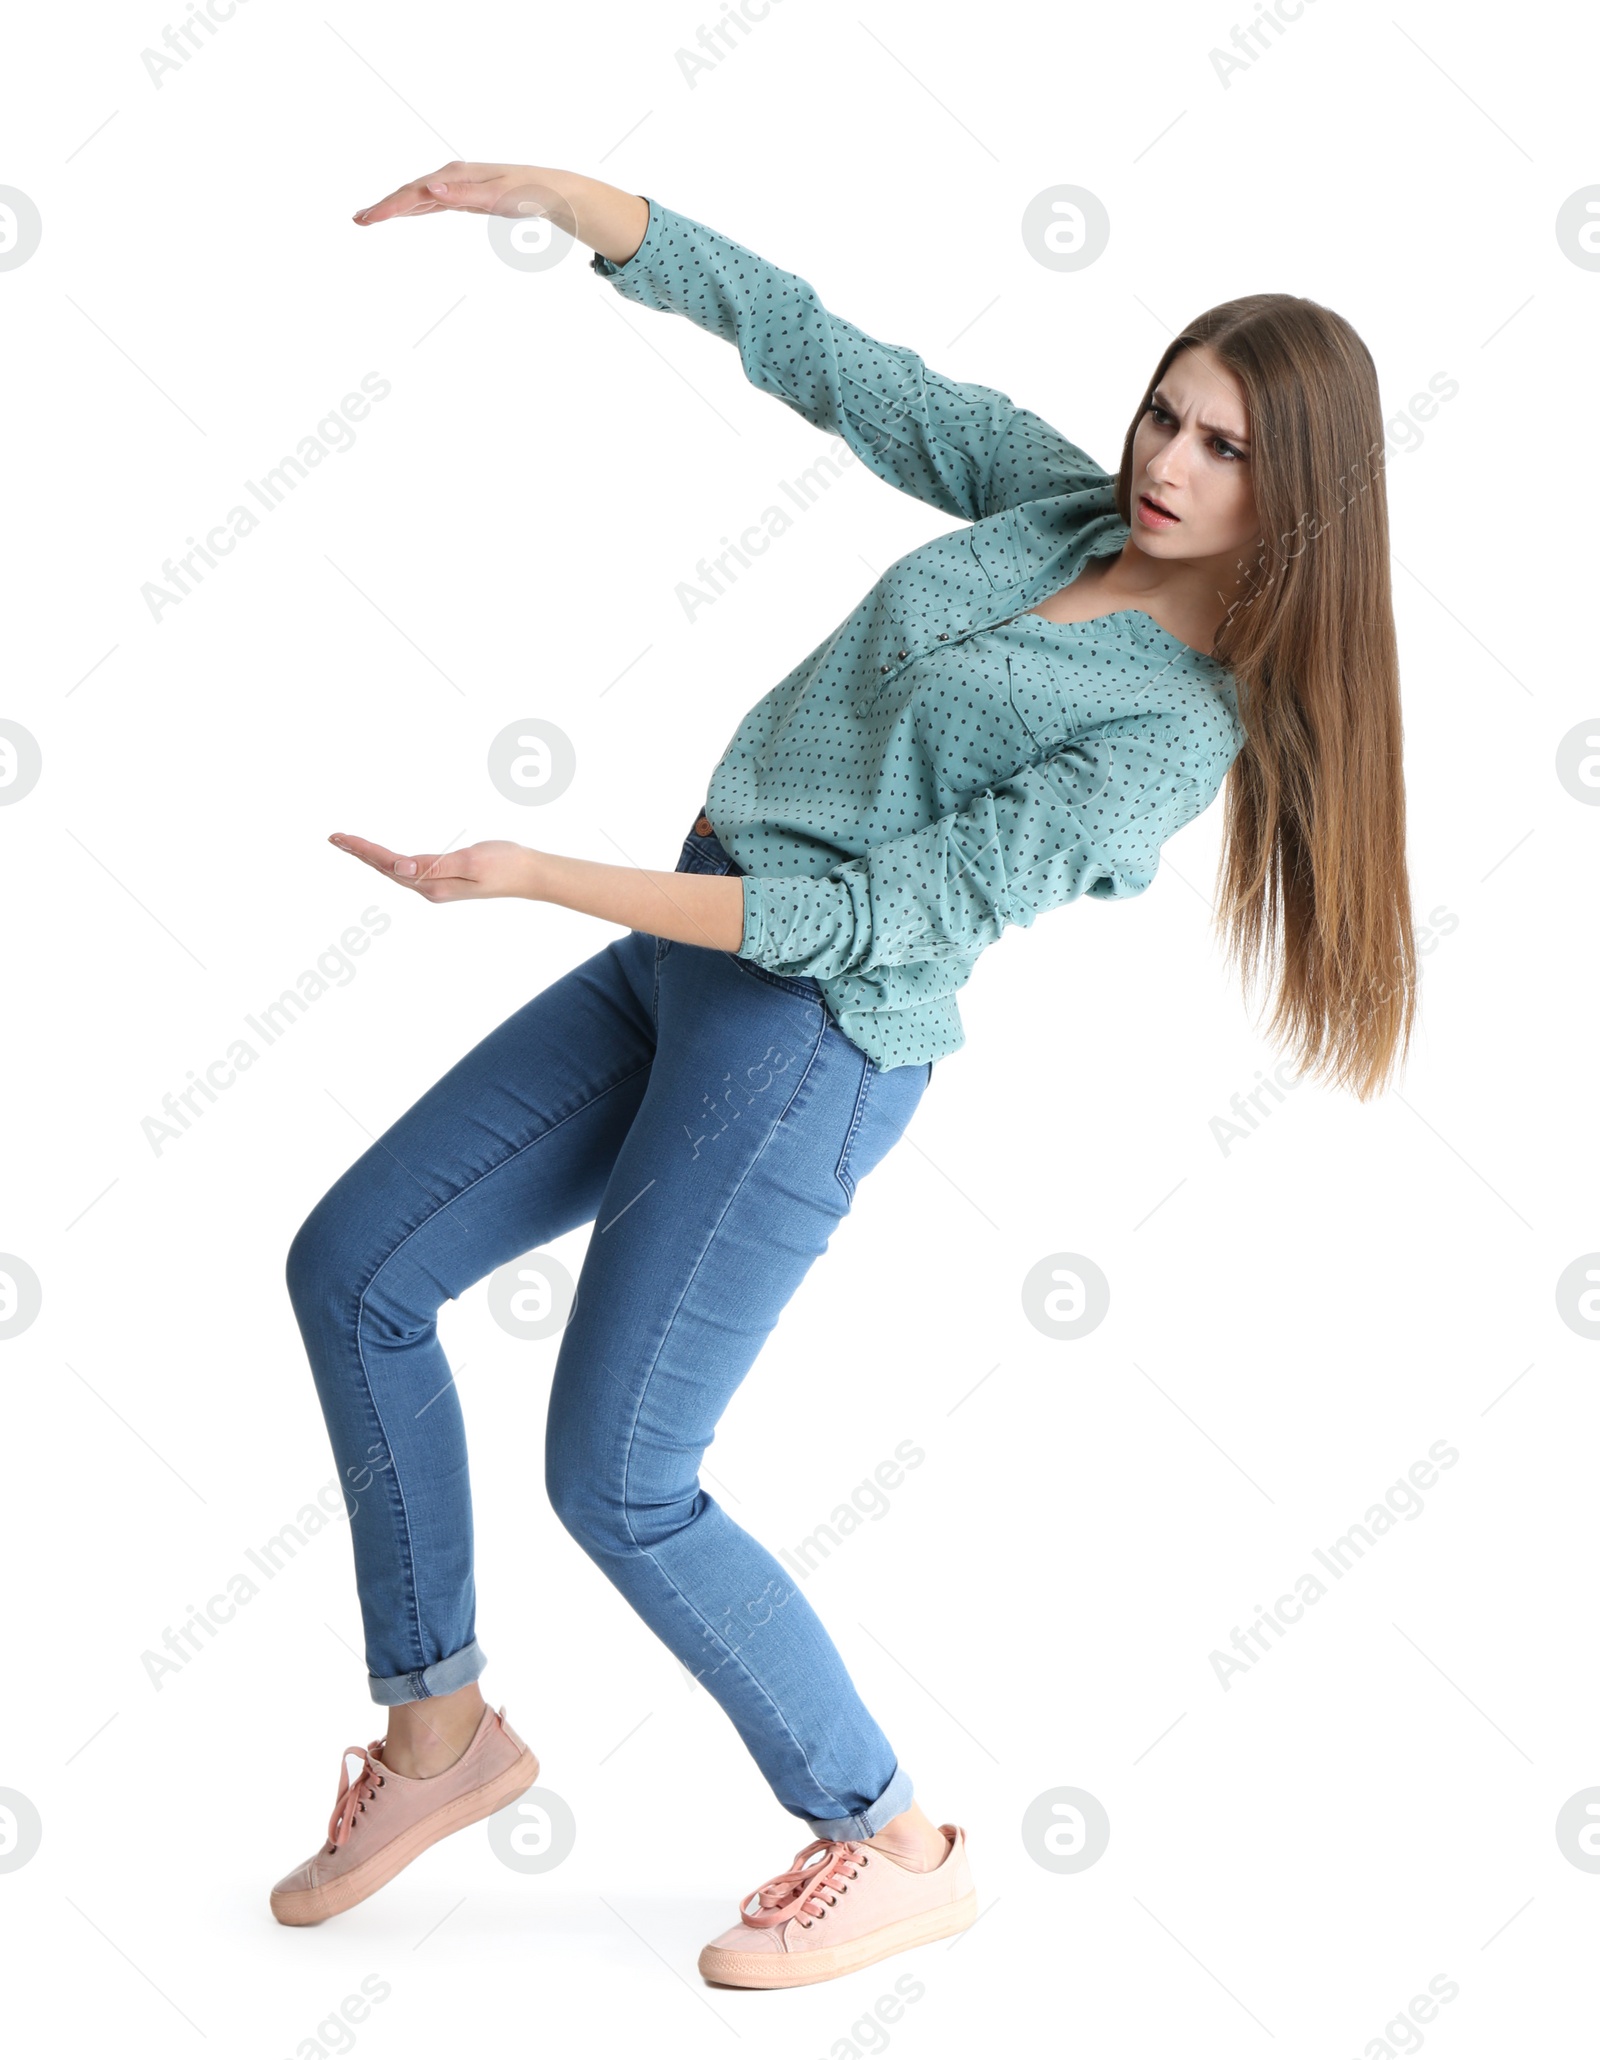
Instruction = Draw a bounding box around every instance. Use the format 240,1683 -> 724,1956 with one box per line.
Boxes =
513,844 -> 552,902
511,167 -> 649,265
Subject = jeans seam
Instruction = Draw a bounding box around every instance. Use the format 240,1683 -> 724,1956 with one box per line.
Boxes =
606,1014 -> 864,1822
340,1346 -> 420,1680
833,1060 -> 874,1207
350,1056 -> 655,1678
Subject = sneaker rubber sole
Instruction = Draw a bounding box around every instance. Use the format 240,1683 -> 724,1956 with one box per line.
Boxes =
697,1885 -> 978,1988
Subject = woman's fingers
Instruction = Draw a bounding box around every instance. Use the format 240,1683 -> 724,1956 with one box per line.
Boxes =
328,832 -> 514,902
329,832 -> 442,881
329,834 -> 530,902
352,162 -> 513,224
350,172 -> 448,225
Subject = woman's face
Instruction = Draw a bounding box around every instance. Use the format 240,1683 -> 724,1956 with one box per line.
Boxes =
1129,345 -> 1262,570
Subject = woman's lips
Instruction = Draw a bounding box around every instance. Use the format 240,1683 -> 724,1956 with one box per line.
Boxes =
1138,493 -> 1179,528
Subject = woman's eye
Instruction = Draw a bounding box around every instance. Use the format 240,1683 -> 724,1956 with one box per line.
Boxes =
1147,401 -> 1244,460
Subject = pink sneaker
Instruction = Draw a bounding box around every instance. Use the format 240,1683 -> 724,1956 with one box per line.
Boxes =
698,1825 -> 978,1988
269,1703 -> 539,1927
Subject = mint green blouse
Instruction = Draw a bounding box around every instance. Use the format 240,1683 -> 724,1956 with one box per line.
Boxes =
592,199 -> 1246,1071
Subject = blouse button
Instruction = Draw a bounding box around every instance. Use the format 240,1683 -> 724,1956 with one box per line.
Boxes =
896,650 -> 907,660
879,664 -> 890,674
937,632 -> 949,641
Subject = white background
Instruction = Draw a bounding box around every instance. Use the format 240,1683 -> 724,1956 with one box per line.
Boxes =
3,1 -> 1596,2053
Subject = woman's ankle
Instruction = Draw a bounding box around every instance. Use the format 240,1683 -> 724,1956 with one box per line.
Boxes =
864,1800 -> 950,1870
381,1681 -> 487,1778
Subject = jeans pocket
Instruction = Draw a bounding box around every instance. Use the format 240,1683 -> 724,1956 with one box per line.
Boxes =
723,953 -> 826,1005
834,1057 -> 929,1207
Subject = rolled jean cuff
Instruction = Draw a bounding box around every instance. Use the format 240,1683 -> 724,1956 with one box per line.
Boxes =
803,1759 -> 914,1842
367,1636 -> 487,1708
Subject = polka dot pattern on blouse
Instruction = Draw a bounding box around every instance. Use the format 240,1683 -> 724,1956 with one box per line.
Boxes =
593,199 -> 1247,1071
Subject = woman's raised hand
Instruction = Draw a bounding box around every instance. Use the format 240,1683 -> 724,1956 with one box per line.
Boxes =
328,832 -> 533,903
352,162 -> 546,226
350,163 -> 649,264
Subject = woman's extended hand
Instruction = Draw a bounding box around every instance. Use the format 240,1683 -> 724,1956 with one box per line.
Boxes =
328,832 -> 533,903
352,162 -> 543,225
328,828 -> 746,948
350,162 -> 650,265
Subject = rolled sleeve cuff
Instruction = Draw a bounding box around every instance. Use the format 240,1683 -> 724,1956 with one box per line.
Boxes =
737,874 -> 767,960
736,872 -> 857,979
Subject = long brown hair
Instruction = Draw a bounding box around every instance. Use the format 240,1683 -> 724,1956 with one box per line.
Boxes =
1113,297 -> 1416,1102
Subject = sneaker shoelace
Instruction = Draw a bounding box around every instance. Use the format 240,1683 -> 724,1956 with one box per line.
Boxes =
738,1836 -> 871,1931
325,1742 -> 388,1853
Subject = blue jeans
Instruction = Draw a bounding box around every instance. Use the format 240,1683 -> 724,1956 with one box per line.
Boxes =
284,815 -> 934,1840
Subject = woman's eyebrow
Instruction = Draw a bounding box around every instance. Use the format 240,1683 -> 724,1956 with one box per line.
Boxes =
1153,387 -> 1250,444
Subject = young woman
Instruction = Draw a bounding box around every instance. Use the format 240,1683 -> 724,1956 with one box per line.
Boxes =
269,163 -> 1416,1988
